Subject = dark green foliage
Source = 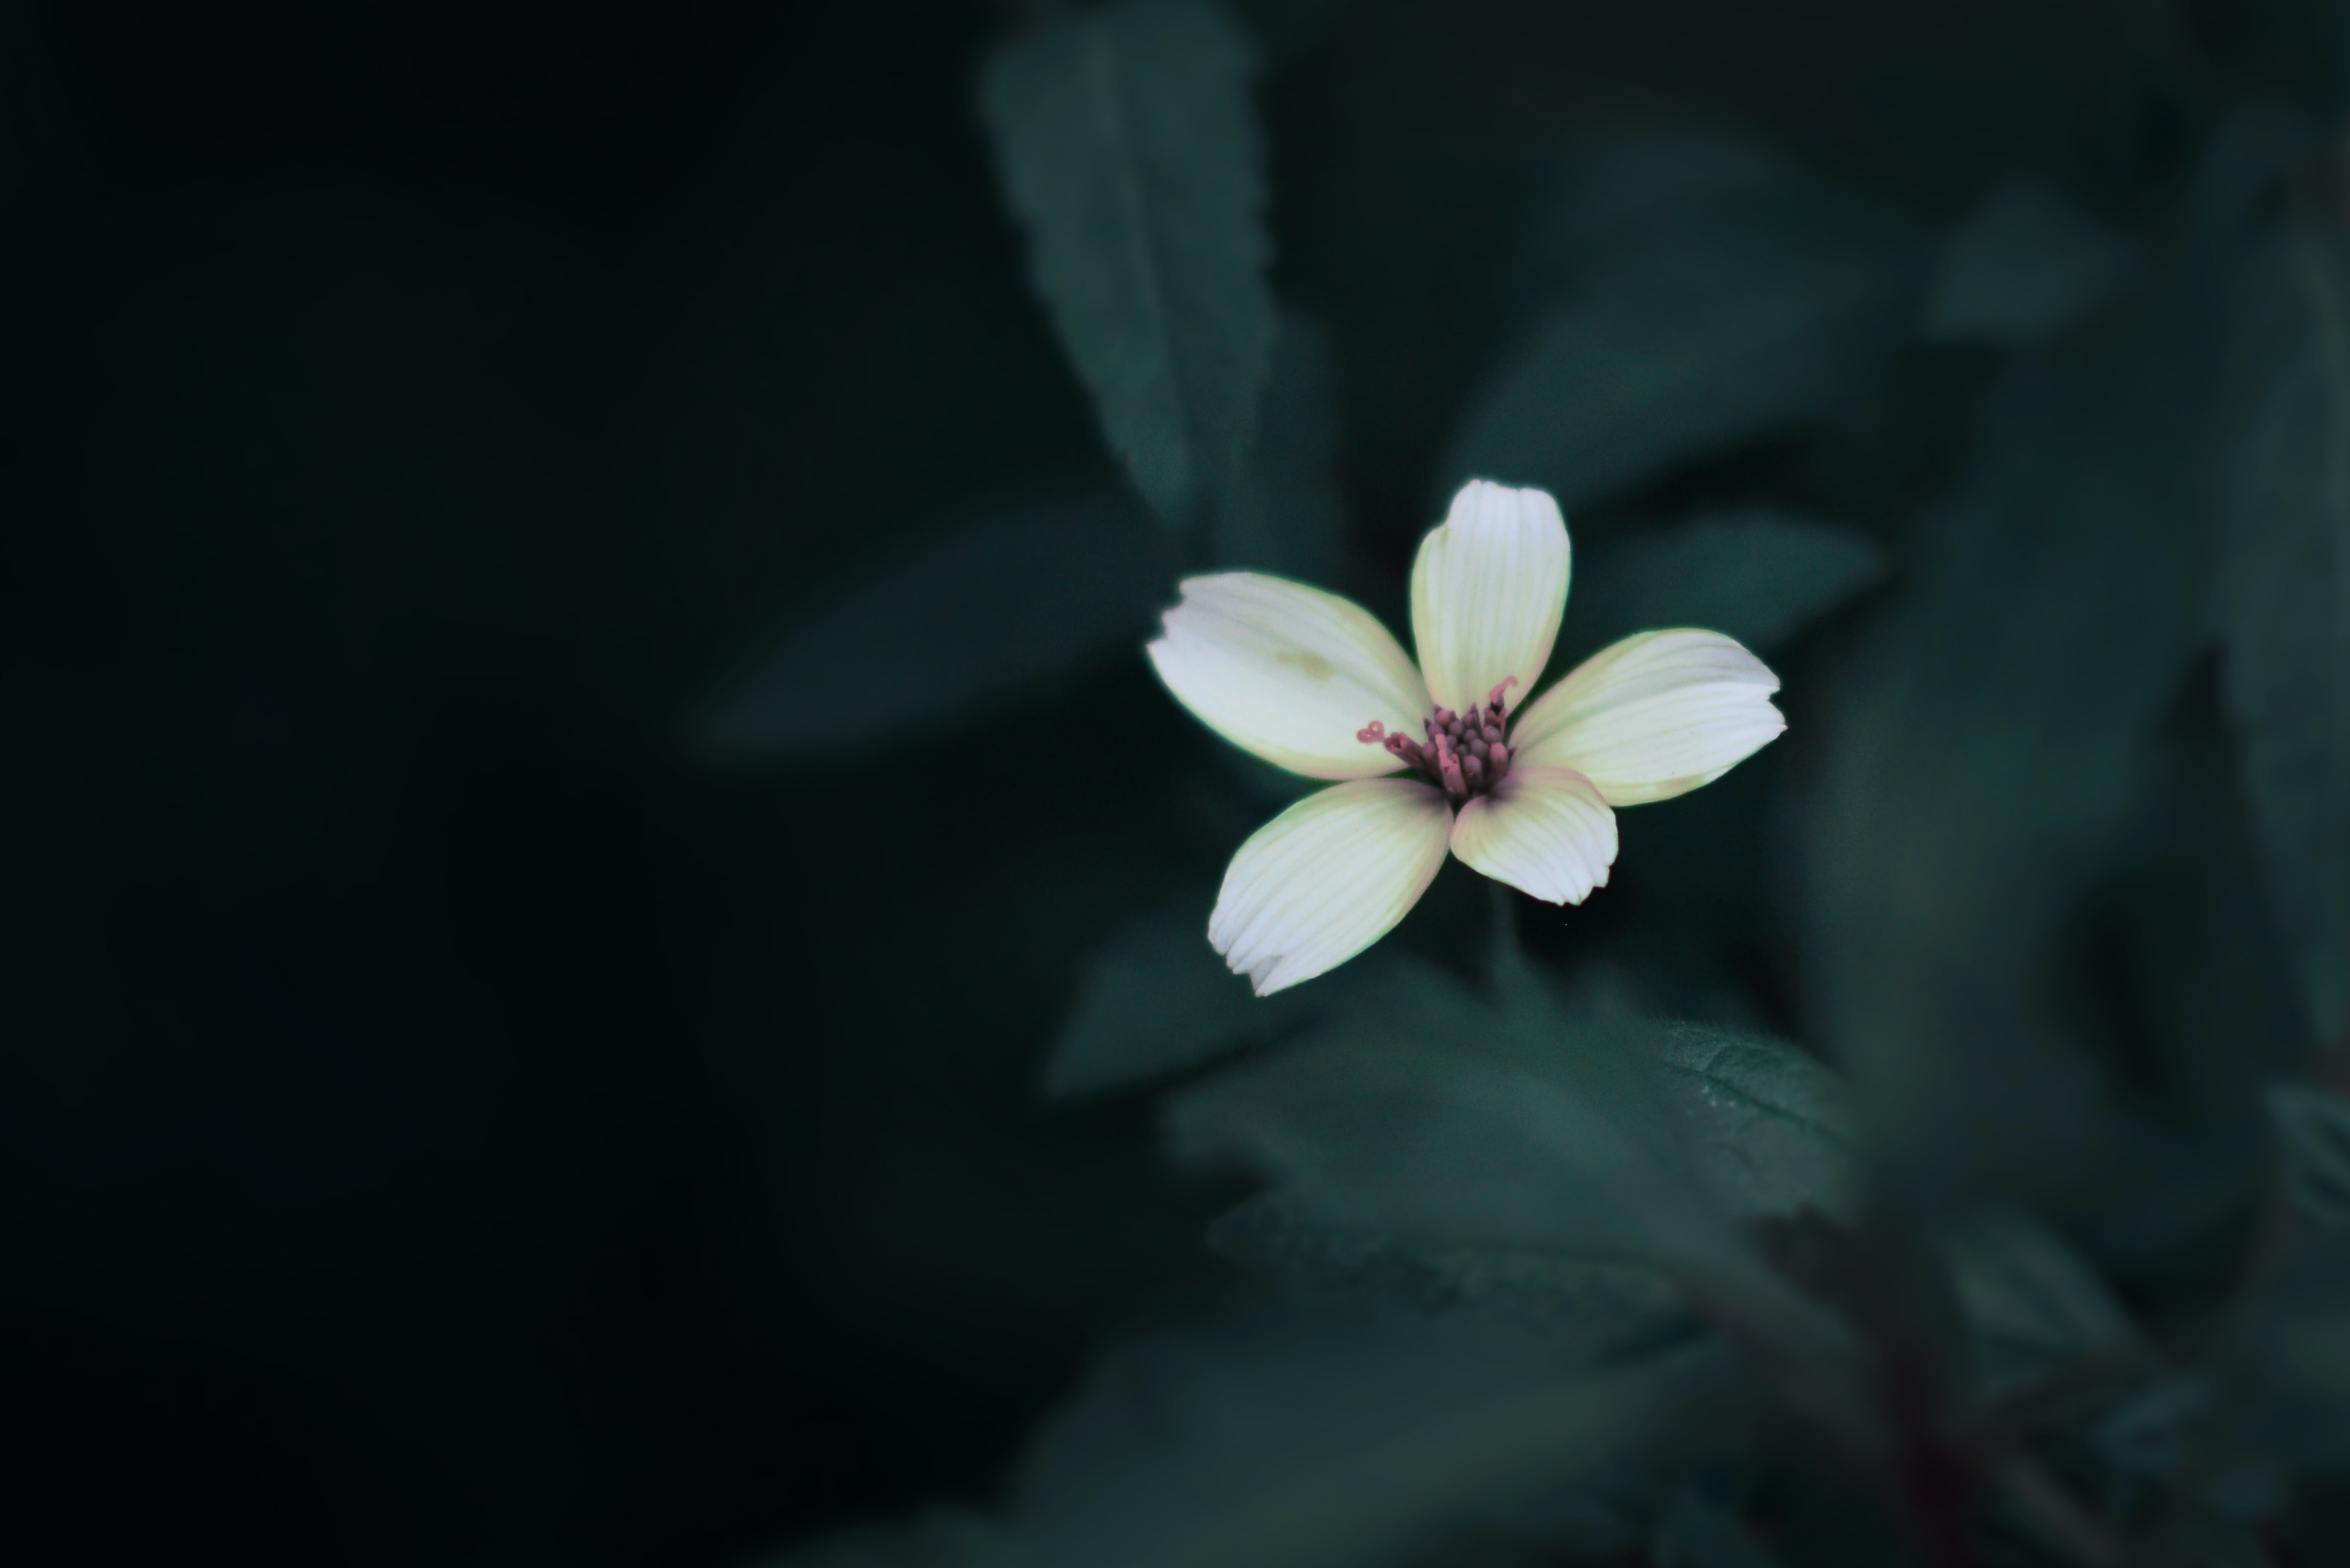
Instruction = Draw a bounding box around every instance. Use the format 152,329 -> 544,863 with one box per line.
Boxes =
1044,892 -> 1318,1098
1211,314 -> 1346,581
1651,1490 -> 1784,1568
981,0 -> 1277,535
1800,293 -> 2211,1203
1444,171 -> 1921,509
1921,182 -> 2142,345
1566,511 -> 1889,661
2271,1084 -> 2350,1225
2217,227 -> 2350,1044
695,495 -> 1175,756
58,0 -> 2350,1559
1941,1213 -> 2152,1403
777,1318 -> 1743,1568
697,2 -> 2350,1564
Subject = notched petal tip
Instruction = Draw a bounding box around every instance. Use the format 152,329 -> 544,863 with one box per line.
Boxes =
1448,766 -> 1619,906
1209,778 -> 1453,994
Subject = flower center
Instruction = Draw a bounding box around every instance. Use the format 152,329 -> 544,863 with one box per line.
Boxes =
1358,678 -> 1518,802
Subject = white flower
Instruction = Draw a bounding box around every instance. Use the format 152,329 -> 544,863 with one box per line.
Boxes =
1146,479 -> 1786,995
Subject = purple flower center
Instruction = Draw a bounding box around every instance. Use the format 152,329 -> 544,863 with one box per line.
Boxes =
1358,678 -> 1518,802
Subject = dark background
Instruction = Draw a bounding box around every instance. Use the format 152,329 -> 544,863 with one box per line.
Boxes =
0,1 -> 2286,1563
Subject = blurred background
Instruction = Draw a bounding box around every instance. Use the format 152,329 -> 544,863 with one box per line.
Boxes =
7,0 -> 2350,1563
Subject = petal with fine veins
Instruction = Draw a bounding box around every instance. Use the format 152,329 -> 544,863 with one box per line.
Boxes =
1148,574 -> 1432,780
1409,479 -> 1571,716
1209,779 -> 1453,995
1449,766 -> 1618,905
1509,629 -> 1784,805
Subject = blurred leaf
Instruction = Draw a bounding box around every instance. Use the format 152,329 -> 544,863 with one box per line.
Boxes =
980,0 -> 1276,532
1921,182 -> 2141,346
1445,201 -> 1918,509
1045,893 -> 1317,1099
696,493 -> 1174,758
1192,1015 -> 1855,1361
1206,1193 -> 1697,1362
2217,225 -> 2350,1044
2270,1083 -> 2350,1226
2099,1375 -> 2288,1519
810,1315 -> 1745,1568
2112,684 -> 2316,1121
1800,293 -> 2212,1204
1170,983 -> 1872,1442
1941,1212 -> 2150,1404
1212,314 -> 1346,581
2254,1253 -> 2350,1474
1170,998 -> 1736,1275
1011,1317 -> 1740,1568
1568,511 -> 1889,661
1519,132 -> 1824,287
1651,1488 -> 1782,1568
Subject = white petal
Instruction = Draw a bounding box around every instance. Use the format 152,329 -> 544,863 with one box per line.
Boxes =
1209,779 -> 1453,995
1409,479 -> 1571,716
1448,767 -> 1619,905
1509,629 -> 1785,805
1147,573 -> 1432,780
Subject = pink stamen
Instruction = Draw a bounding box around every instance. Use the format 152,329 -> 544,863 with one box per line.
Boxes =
1364,695 -> 1516,800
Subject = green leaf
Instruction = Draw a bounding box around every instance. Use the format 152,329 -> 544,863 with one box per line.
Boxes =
1189,1015 -> 1855,1364
1656,1023 -> 1859,1221
1566,511 -> 1889,661
695,493 -> 1175,758
1211,314 -> 1346,581
1921,182 -> 2141,346
2217,226 -> 2350,1043
1800,295 -> 2211,1201
1940,1213 -> 2150,1404
981,0 -> 1277,532
1206,1194 -> 1697,1363
1168,1001 -> 1739,1275
1044,894 -> 1319,1099
1170,986 -> 1871,1442
999,1316 -> 1742,1568
1444,208 -> 1918,510
2269,1083 -> 2350,1225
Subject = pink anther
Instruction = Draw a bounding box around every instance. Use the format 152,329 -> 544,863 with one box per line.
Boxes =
1486,676 -> 1519,710
1356,721 -> 1387,745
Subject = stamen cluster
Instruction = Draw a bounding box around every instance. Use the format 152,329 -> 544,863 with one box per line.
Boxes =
1358,678 -> 1518,802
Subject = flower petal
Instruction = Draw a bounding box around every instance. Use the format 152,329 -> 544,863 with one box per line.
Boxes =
1409,479 -> 1571,716
1509,629 -> 1784,805
1209,779 -> 1453,995
1448,766 -> 1618,905
1147,573 -> 1432,780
